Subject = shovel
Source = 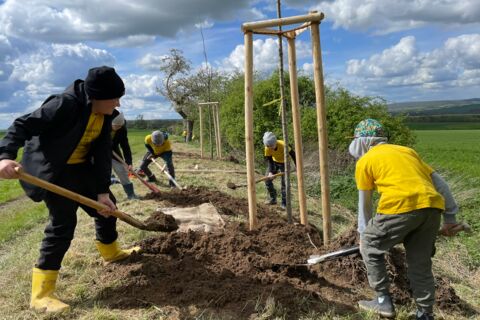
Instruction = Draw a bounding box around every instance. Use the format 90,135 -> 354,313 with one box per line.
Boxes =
272,246 -> 360,269
227,172 -> 284,190
112,151 -> 161,194
149,157 -> 184,190
15,167 -> 165,231
306,246 -> 360,265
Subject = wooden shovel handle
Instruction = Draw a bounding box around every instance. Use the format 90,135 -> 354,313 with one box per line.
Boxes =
150,157 -> 183,189
112,151 -> 160,194
15,167 -> 148,230
256,172 -> 284,183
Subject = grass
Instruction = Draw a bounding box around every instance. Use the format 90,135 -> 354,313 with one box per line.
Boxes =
0,200 -> 48,243
0,129 -> 478,319
407,122 -> 480,130
0,179 -> 25,202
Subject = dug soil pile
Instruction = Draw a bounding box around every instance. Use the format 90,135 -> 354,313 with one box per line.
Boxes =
96,187 -> 475,319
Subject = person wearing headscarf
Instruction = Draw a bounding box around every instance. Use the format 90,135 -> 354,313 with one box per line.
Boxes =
349,119 -> 459,320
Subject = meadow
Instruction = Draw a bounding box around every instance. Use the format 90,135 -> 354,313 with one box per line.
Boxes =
0,129 -> 478,319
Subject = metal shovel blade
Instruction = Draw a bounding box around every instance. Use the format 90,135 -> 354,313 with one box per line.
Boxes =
307,246 -> 360,265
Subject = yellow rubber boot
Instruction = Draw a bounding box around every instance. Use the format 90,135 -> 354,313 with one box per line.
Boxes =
95,240 -> 141,263
30,268 -> 70,313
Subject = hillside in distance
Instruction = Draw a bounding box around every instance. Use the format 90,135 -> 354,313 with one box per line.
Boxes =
388,98 -> 480,115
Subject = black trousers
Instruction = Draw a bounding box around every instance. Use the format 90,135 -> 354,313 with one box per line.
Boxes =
139,150 -> 175,187
265,162 -> 286,205
36,163 -> 118,270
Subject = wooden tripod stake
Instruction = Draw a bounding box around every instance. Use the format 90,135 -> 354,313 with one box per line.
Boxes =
242,11 -> 332,245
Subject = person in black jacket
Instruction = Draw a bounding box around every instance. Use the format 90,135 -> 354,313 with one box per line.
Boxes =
0,66 -> 139,313
111,110 -> 138,199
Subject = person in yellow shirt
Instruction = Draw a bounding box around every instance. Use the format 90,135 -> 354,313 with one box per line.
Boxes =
0,66 -> 139,313
182,130 -> 187,142
349,119 -> 459,320
263,132 -> 296,209
138,130 -> 175,187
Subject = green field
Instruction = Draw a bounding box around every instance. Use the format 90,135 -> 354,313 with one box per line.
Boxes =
414,130 -> 480,265
414,130 -> 480,177
407,122 -> 480,130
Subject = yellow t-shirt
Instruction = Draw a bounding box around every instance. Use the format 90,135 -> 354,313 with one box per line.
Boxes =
67,113 -> 104,164
264,140 -> 287,163
145,134 -> 172,155
355,144 -> 445,214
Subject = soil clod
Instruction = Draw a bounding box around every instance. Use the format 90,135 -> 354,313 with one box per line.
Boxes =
143,211 -> 178,232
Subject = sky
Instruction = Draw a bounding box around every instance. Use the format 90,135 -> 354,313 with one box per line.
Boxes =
0,0 -> 479,128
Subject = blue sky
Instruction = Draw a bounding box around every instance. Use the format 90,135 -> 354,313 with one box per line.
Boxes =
0,0 -> 479,128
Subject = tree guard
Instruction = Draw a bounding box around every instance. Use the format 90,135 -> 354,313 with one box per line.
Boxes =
242,11 -> 332,245
198,102 -> 222,159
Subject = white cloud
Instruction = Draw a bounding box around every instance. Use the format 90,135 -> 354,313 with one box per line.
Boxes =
124,74 -> 163,98
107,35 -> 156,48
195,20 -> 215,29
345,33 -> 480,95
0,0 -> 258,44
220,38 -> 312,73
311,0 -> 480,34
137,53 -> 169,72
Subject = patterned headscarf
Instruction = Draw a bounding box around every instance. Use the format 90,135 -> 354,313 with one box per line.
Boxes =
354,119 -> 386,138
349,119 -> 388,159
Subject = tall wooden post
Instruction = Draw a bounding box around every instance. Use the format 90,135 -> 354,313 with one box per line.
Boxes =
212,104 -> 219,158
216,104 -> 222,159
199,105 -> 204,158
244,31 -> 257,230
287,36 -> 308,225
311,21 -> 332,244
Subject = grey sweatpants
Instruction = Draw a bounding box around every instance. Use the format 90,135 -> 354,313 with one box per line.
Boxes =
360,208 -> 441,312
112,159 -> 130,185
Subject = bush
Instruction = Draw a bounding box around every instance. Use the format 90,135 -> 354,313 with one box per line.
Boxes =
220,72 -> 416,156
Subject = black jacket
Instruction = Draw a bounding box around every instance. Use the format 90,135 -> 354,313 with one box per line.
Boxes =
111,110 -> 132,166
0,80 -> 113,201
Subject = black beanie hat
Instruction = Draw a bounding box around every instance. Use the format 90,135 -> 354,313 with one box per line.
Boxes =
85,66 -> 125,100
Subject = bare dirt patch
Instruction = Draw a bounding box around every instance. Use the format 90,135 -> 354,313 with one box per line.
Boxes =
95,187 -> 476,319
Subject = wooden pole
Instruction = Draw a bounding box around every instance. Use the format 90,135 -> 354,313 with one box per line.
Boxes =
242,12 -> 323,32
214,104 -> 221,158
211,104 -> 218,158
276,0 -> 293,223
311,21 -> 332,245
244,31 -> 257,230
199,105 -> 204,158
287,36 -> 308,225
216,104 -> 222,159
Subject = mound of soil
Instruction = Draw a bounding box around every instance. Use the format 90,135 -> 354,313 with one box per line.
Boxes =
96,187 -> 474,319
143,211 -> 179,232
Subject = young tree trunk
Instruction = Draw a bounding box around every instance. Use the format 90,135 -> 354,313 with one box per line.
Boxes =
186,119 -> 194,142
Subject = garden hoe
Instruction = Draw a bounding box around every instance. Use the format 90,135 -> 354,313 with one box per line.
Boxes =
112,151 -> 161,194
149,157 -> 184,190
14,167 -> 176,232
227,172 -> 284,190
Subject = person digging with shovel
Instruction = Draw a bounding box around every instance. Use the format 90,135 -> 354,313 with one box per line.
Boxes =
349,119 -> 461,320
263,131 -> 296,209
0,66 -> 140,313
111,110 -> 138,200
137,130 -> 176,187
